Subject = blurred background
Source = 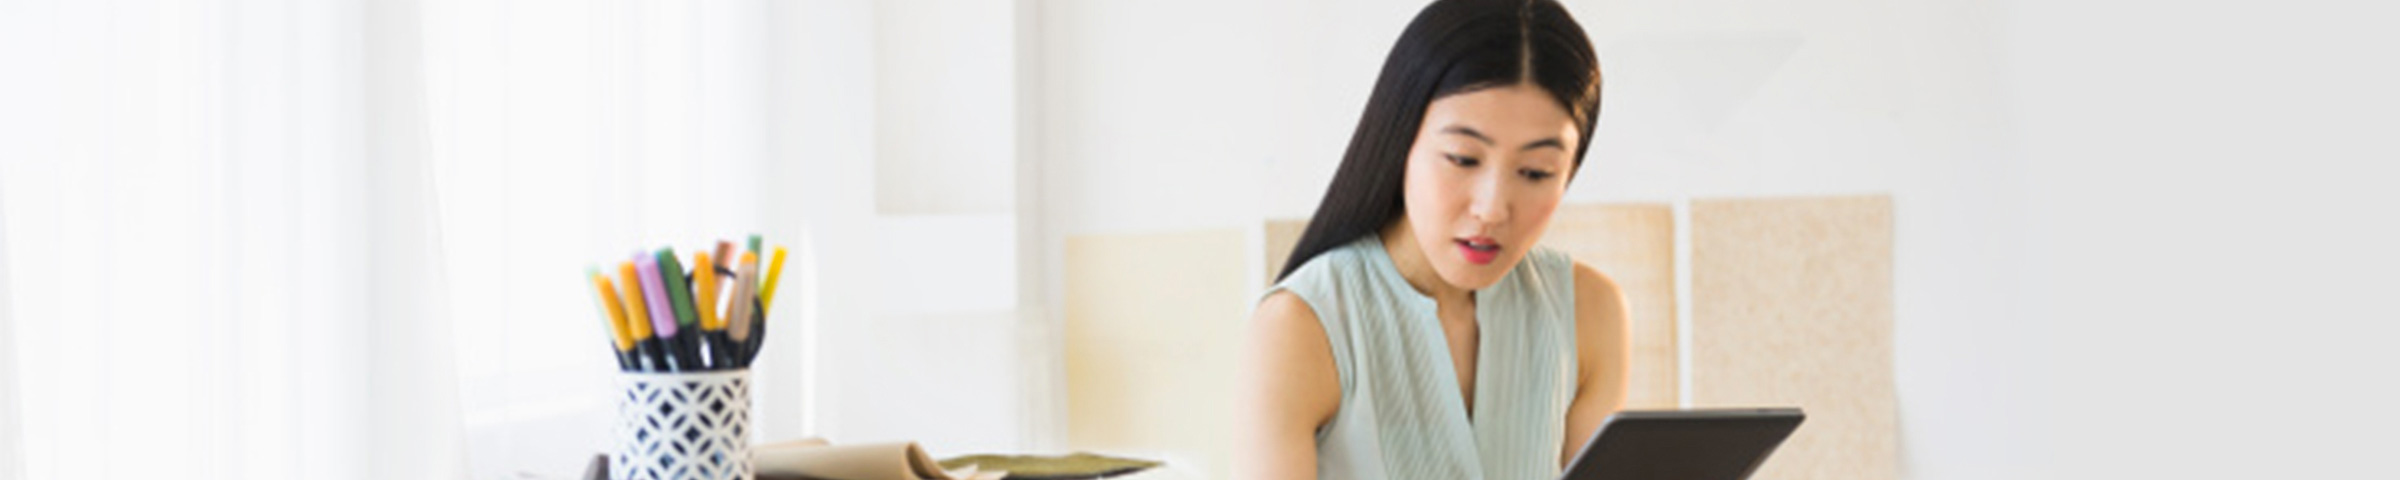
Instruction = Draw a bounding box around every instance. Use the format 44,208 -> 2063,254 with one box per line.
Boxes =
1,0 -> 2395,479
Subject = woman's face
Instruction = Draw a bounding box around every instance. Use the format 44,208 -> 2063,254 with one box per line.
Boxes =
1401,82 -> 1579,290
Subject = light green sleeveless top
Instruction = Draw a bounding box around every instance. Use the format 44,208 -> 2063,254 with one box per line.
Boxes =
1263,233 -> 1579,480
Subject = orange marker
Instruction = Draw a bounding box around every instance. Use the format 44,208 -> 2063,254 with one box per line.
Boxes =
617,261 -> 666,370
590,270 -> 636,370
694,251 -> 723,330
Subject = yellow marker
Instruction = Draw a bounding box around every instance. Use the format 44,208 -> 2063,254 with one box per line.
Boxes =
592,271 -> 635,351
694,251 -> 722,330
617,262 -> 655,340
760,246 -> 788,314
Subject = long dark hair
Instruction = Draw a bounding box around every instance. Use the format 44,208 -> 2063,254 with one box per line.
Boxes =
1276,0 -> 1603,281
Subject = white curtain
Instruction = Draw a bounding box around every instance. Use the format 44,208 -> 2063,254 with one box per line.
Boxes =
0,191 -> 20,479
0,1 -> 443,478
0,0 -> 794,478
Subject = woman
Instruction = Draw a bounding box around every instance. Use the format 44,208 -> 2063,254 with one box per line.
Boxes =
1233,0 -> 1627,478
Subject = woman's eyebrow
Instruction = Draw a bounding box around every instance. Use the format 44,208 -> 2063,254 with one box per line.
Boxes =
1440,125 -> 1495,145
1440,125 -> 1566,152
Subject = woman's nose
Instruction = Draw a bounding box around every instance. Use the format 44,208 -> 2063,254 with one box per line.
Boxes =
1467,172 -> 1509,226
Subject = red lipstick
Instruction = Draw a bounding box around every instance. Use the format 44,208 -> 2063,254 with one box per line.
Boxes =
1456,237 -> 1500,265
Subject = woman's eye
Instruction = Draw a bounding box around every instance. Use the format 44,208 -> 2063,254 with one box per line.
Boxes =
1444,153 -> 1480,167
1520,168 -> 1556,181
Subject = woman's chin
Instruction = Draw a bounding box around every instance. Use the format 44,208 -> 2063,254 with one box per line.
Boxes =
1433,261 -> 1510,292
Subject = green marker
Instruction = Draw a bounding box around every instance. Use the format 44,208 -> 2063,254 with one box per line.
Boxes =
656,248 -> 706,368
657,248 -> 700,328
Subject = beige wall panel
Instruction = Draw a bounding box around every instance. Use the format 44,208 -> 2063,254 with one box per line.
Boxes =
1539,203 -> 1680,409
1691,195 -> 1896,480
1064,229 -> 1247,476
1263,219 -> 1308,284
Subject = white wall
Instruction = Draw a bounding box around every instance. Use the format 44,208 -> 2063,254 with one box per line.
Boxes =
875,0 -> 1021,216
0,189 -> 17,479
2001,0 -> 2400,477
1031,0 -> 2400,478
762,0 -> 1043,456
760,0 -> 880,447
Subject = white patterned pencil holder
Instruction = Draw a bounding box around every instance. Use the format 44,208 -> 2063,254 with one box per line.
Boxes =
613,370 -> 753,480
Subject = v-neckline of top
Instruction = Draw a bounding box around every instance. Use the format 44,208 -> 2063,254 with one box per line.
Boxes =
1365,233 -> 1497,432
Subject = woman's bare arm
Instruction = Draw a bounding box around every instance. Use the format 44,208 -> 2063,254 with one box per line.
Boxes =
1561,261 -> 1631,467
1232,291 -> 1342,480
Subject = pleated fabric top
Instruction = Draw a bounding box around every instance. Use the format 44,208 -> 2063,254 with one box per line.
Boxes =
1263,233 -> 1579,480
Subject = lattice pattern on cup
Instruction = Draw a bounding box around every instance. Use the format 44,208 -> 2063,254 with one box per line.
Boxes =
613,370 -> 752,480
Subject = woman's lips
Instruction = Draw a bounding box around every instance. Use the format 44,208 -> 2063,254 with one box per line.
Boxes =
1456,237 -> 1500,265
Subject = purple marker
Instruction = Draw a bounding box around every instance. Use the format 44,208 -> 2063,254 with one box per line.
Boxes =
635,253 -> 698,370
635,254 -> 678,339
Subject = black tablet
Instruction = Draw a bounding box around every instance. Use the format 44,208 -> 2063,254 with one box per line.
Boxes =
1558,408 -> 1806,480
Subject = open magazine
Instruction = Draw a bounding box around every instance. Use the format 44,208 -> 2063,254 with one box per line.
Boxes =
753,438 -> 1004,480
584,437 -> 1162,480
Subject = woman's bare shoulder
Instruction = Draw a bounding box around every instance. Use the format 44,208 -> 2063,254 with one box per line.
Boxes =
1239,290 -> 1341,456
1249,290 -> 1337,390
1255,290 -> 1321,328
1569,260 -> 1629,365
1569,260 -> 1626,318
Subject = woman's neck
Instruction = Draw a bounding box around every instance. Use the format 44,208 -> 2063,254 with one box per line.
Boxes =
1379,219 -> 1475,307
